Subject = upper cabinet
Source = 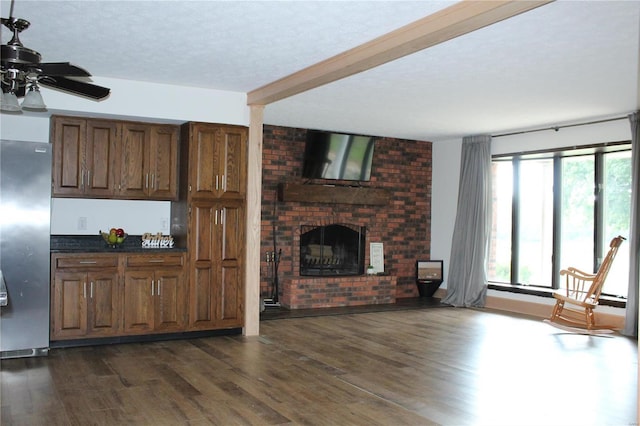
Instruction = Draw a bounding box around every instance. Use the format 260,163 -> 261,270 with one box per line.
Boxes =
119,123 -> 179,200
52,117 -> 119,197
181,122 -> 247,201
51,115 -> 179,201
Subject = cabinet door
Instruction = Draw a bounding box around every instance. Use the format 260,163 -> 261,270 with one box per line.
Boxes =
218,126 -> 247,199
154,269 -> 186,332
52,117 -> 86,196
187,123 -> 247,200
189,123 -> 223,199
51,272 -> 88,339
85,120 -> 119,197
218,204 -> 244,326
189,203 -> 217,329
119,123 -> 151,198
148,125 -> 179,200
123,270 -> 154,333
188,202 -> 244,329
86,271 -> 120,336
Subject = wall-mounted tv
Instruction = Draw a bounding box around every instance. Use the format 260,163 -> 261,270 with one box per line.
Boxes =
302,130 -> 375,181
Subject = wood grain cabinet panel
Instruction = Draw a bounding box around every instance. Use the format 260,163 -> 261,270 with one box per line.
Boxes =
154,269 -> 187,332
51,254 -> 120,340
51,253 -> 186,342
118,123 -> 150,199
174,122 -> 247,332
123,254 -> 187,334
118,124 -> 178,200
219,205 -> 243,326
123,270 -> 155,333
52,117 -> 118,197
182,122 -> 247,200
85,120 -> 119,196
188,201 -> 244,330
51,272 -> 87,338
51,115 -> 178,201
149,125 -> 179,200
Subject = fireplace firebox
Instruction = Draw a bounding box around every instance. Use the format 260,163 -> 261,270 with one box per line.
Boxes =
300,223 -> 365,276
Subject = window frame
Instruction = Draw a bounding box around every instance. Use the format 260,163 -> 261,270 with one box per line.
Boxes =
489,140 -> 631,307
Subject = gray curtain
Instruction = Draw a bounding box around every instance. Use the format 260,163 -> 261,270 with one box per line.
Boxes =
622,111 -> 639,337
442,135 -> 492,307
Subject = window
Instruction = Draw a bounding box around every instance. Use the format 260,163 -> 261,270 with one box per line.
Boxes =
488,143 -> 631,298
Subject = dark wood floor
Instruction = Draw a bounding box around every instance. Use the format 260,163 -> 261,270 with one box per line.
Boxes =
1,307 -> 637,425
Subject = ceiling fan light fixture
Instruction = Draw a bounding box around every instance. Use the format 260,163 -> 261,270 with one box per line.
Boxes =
0,90 -> 21,112
1,2 -> 111,103
21,82 -> 46,110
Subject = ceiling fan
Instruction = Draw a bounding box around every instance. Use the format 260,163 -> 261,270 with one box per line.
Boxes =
1,0 -> 110,111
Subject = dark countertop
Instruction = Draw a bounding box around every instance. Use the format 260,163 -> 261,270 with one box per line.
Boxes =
51,235 -> 187,253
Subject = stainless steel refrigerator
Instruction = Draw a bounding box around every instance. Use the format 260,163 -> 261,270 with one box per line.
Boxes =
0,139 -> 51,359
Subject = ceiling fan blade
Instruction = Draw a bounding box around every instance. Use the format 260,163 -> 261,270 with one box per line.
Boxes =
39,76 -> 110,100
38,62 -> 91,77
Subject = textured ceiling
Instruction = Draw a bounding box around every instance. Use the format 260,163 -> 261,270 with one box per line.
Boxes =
1,0 -> 639,141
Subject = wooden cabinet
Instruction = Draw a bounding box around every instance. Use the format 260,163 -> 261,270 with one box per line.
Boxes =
51,117 -> 119,197
174,122 -> 247,331
119,123 -> 179,200
50,254 -> 120,340
181,122 -> 247,200
188,201 -> 244,329
51,252 -> 187,342
51,115 -> 179,200
122,254 -> 187,334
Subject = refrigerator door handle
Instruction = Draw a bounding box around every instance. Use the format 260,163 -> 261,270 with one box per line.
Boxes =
0,270 -> 8,307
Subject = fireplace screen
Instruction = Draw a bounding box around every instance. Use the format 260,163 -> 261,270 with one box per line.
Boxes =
300,224 -> 365,276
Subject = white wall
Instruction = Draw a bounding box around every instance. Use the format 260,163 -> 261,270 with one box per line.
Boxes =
431,137 -> 461,288
0,78 -> 249,236
50,199 -> 171,236
431,118 -> 632,312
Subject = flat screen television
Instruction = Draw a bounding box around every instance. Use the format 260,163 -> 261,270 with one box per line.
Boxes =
302,130 -> 375,181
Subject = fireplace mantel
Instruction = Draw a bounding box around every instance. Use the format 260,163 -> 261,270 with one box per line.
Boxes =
278,183 -> 390,205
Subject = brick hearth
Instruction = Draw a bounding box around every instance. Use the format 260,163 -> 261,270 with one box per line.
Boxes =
283,275 -> 398,310
261,125 -> 432,309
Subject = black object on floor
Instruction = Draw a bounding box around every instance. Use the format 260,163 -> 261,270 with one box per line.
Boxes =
260,297 -> 449,321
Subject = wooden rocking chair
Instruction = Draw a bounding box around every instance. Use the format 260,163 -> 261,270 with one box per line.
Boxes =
547,235 -> 625,332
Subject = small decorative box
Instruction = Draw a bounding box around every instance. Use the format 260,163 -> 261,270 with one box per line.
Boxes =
141,232 -> 175,249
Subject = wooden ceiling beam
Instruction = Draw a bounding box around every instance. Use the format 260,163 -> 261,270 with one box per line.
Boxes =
247,0 -> 552,106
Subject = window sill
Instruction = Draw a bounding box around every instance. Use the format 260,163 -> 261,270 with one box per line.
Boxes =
487,283 -> 627,308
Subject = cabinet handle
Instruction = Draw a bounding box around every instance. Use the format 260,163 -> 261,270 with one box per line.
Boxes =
79,261 -> 97,264
221,208 -> 225,224
214,209 -> 218,225
145,173 -> 149,189
215,175 -> 219,191
151,280 -> 155,296
148,259 -> 165,263
221,174 -> 225,191
157,279 -> 161,296
87,170 -> 91,188
83,282 -> 87,299
90,281 -> 94,299
151,173 -> 155,190
80,170 -> 84,190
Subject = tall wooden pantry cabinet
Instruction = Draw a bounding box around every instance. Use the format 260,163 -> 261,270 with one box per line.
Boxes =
172,122 -> 247,331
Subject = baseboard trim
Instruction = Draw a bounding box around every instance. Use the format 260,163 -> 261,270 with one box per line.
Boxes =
435,288 -> 625,329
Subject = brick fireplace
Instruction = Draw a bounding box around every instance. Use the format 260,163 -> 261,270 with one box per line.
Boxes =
261,125 -> 432,309
299,223 -> 365,277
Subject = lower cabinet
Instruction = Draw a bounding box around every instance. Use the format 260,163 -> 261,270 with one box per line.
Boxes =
51,254 -> 120,340
123,254 -> 186,334
51,252 -> 187,342
188,201 -> 244,330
